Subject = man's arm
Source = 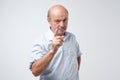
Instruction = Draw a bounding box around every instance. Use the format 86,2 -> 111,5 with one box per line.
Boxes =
31,48 -> 57,77
31,29 -> 64,77
77,56 -> 81,70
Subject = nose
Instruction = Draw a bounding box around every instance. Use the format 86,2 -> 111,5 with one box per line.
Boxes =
60,21 -> 64,27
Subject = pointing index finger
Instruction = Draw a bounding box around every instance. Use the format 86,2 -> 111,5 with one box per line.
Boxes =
54,28 -> 59,36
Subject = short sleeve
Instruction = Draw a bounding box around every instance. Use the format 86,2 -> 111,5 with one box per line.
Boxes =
29,41 -> 46,70
75,41 -> 81,57
73,35 -> 82,57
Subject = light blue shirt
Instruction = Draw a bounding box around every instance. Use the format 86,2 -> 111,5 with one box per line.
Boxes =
30,29 -> 81,80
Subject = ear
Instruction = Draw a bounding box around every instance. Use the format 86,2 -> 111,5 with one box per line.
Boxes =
47,18 -> 51,25
47,17 -> 50,22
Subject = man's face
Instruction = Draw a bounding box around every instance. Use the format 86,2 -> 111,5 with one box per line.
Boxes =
48,8 -> 68,36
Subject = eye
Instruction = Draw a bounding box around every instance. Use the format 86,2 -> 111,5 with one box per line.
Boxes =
55,20 -> 61,23
63,19 -> 67,22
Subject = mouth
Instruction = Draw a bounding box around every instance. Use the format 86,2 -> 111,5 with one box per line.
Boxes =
55,27 -> 66,36
58,27 -> 66,31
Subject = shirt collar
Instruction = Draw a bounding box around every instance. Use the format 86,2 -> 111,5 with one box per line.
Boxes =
46,28 -> 54,41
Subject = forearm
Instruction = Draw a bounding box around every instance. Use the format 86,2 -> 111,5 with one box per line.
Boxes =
77,56 -> 81,70
31,49 -> 57,76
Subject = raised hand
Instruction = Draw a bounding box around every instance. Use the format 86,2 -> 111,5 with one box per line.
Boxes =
51,28 -> 64,53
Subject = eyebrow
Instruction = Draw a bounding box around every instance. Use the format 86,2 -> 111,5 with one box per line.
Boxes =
55,18 -> 68,22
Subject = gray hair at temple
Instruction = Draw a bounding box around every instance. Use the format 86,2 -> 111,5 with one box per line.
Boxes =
47,5 -> 69,20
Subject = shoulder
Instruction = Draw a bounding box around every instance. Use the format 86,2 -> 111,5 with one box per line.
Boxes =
33,32 -> 47,45
65,31 -> 76,39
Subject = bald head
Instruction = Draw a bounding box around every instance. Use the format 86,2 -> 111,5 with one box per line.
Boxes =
47,5 -> 69,20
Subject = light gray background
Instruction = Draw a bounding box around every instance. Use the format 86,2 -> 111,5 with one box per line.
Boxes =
0,0 -> 120,80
